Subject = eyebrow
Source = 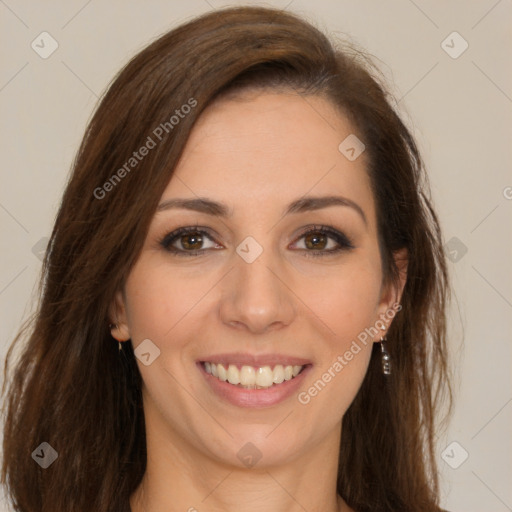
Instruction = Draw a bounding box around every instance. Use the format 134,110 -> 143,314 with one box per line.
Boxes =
156,195 -> 367,225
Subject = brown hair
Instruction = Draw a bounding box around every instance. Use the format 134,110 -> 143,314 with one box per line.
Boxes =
1,6 -> 452,512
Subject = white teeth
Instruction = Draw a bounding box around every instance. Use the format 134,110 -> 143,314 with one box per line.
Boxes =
217,364 -> 227,382
255,366 -> 273,387
227,364 -> 240,384
273,365 -> 285,384
203,362 -> 305,389
240,366 -> 255,386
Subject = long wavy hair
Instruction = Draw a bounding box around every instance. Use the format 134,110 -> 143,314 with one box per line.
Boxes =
1,6 -> 452,512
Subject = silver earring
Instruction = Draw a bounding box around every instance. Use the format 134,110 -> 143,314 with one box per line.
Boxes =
109,323 -> 122,352
380,337 -> 391,375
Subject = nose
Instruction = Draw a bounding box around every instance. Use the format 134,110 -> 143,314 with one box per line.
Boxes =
219,245 -> 296,334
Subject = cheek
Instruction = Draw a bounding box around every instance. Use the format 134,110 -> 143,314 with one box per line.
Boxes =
123,260 -> 205,344
297,257 -> 382,342
294,256 -> 381,412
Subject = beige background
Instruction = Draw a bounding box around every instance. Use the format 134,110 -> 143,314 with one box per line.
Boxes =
1,1 -> 511,511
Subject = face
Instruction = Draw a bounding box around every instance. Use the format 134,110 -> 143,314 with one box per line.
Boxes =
111,89 -> 405,469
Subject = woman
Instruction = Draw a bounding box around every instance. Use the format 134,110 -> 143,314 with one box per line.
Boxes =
1,6 -> 452,512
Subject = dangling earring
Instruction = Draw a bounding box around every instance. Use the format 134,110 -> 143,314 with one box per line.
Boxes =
109,323 -> 122,352
380,337 -> 391,375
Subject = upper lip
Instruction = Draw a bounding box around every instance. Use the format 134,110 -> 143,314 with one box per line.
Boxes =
198,352 -> 312,367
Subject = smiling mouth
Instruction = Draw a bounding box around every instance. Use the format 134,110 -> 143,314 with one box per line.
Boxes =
201,361 -> 309,389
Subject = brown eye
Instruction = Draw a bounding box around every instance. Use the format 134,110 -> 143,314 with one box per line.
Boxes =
180,232 -> 204,250
292,225 -> 355,258
303,231 -> 329,251
160,226 -> 221,256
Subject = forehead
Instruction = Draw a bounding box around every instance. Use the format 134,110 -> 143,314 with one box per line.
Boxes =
163,90 -> 375,225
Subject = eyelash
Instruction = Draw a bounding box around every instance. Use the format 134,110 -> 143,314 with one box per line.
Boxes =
159,224 -> 355,258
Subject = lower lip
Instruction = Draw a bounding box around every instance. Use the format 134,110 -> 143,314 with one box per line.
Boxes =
197,362 -> 312,408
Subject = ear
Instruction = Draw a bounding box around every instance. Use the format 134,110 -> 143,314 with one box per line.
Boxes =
108,289 -> 131,341
373,247 -> 408,342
